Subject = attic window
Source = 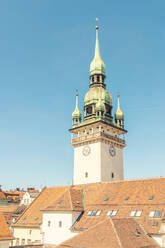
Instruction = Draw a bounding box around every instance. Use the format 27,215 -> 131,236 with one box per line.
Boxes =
125,196 -> 129,200
130,210 -> 142,217
23,217 -> 27,220
107,210 -> 118,216
58,200 -> 63,204
87,210 -> 92,216
149,195 -> 154,200
149,210 -> 162,218
152,221 -> 158,226
34,217 -> 39,220
96,210 -> 102,216
87,210 -> 102,216
91,210 -> 97,216
104,196 -> 109,201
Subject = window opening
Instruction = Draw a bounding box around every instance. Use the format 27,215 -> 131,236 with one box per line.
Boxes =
149,210 -> 162,218
107,210 -> 118,216
149,195 -> 154,200
130,210 -> 142,217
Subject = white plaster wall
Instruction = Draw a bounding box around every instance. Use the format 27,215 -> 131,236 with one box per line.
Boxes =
20,192 -> 32,206
101,143 -> 124,181
42,211 -> 80,245
0,240 -> 10,248
152,235 -> 162,247
13,227 -> 42,246
73,141 -> 124,185
74,142 -> 101,185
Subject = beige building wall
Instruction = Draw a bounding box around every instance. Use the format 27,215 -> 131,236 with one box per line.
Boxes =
73,140 -> 124,185
12,226 -> 42,246
101,142 -> 123,181
74,142 -> 101,185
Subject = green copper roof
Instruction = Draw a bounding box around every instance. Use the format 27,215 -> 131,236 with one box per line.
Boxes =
90,26 -> 105,76
72,92 -> 82,119
84,87 -> 112,106
115,95 -> 124,120
95,98 -> 106,111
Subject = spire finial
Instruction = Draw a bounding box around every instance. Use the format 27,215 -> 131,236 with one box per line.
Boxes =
96,17 -> 99,30
95,18 -> 100,59
76,89 -> 78,107
117,94 -> 120,109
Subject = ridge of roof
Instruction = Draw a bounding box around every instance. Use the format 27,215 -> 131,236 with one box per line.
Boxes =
73,177 -> 165,187
110,218 -> 122,248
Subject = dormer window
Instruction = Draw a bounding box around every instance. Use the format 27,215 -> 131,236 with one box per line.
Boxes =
149,210 -> 162,218
130,210 -> 142,217
107,210 -> 118,216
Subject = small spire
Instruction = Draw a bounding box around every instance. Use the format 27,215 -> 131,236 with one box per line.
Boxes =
115,94 -> 124,127
72,90 -> 82,126
117,94 -> 121,110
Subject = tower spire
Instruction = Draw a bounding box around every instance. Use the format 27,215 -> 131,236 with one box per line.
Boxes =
90,21 -> 105,77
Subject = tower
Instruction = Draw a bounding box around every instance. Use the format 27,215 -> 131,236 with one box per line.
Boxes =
69,25 -> 127,185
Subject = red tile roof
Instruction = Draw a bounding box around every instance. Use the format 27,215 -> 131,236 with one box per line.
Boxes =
13,177 -> 165,235
56,218 -> 160,248
0,211 -> 13,240
0,191 -> 6,199
44,187 -> 83,212
13,186 -> 67,227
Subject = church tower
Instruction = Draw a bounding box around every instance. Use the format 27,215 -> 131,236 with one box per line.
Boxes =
69,25 -> 127,185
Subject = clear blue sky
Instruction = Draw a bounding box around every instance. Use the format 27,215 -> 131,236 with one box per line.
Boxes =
0,0 -> 165,190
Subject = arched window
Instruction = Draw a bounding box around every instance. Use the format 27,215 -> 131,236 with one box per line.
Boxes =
48,221 -> 51,227
97,75 -> 100,82
85,172 -> 88,178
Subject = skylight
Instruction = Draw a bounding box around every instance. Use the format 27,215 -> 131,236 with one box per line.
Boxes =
152,221 -> 158,226
87,210 -> 102,216
125,196 -> 129,200
149,210 -> 162,218
107,210 -> 118,216
130,210 -> 142,217
149,195 -> 154,200
104,196 -> 109,201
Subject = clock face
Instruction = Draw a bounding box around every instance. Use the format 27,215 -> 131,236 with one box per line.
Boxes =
109,145 -> 116,157
82,145 -> 91,156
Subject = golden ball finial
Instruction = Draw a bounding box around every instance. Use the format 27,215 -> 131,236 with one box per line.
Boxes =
96,17 -> 99,30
